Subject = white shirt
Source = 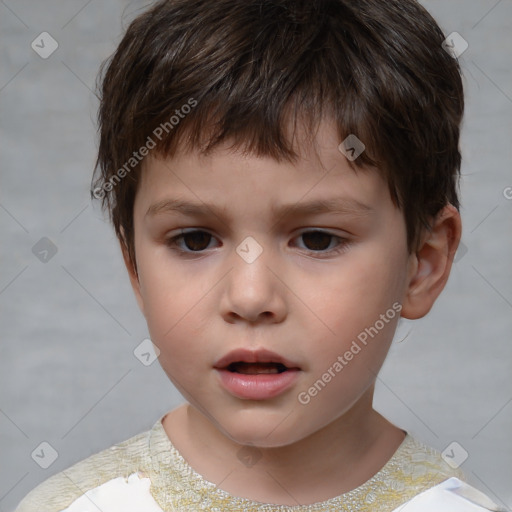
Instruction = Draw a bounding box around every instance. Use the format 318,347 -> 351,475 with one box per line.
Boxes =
62,473 -> 506,512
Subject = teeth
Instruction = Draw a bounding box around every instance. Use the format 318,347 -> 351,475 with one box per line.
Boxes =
228,362 -> 287,375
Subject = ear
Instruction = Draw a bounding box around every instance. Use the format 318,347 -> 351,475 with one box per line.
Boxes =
401,204 -> 462,319
119,230 -> 146,318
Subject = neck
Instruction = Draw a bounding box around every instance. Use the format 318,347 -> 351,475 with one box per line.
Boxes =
163,389 -> 405,506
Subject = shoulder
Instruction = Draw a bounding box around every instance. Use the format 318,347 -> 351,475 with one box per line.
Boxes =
391,477 -> 508,512
15,426 -> 155,512
395,434 -> 466,483
374,432 -> 466,500
369,434 -> 505,511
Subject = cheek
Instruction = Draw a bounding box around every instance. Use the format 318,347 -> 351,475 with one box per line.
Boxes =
295,312 -> 400,425
302,243 -> 406,380
136,250 -> 209,361
318,251 -> 405,329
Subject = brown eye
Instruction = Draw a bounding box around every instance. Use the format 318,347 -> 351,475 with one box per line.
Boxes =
167,230 -> 215,253
293,230 -> 351,258
180,231 -> 212,251
300,231 -> 334,251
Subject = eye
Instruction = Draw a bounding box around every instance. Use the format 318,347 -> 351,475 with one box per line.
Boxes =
166,229 -> 350,257
166,229 -> 218,254
293,230 -> 349,256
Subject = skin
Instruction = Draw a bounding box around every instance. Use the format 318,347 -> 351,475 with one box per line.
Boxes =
122,120 -> 461,505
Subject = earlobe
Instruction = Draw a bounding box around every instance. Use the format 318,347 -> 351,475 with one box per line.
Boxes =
119,231 -> 146,317
401,204 -> 461,320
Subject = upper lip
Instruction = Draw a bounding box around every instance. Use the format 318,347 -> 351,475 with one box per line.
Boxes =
214,348 -> 301,370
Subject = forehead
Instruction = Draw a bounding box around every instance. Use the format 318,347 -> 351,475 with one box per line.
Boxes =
133,118 -> 398,224
149,114 -> 368,177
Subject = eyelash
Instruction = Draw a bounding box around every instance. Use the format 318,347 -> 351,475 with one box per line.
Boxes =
165,229 -> 351,258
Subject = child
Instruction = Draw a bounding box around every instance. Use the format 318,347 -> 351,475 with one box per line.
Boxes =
15,0 -> 507,510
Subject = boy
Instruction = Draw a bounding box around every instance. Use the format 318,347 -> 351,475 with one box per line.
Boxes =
15,0 -> 507,510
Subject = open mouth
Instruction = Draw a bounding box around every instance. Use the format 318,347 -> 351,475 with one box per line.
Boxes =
215,350 -> 301,399
227,362 -> 289,374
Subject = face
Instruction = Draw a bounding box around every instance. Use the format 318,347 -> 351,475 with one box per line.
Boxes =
127,121 -> 416,448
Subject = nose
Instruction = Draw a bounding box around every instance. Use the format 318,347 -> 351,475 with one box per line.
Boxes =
220,240 -> 287,325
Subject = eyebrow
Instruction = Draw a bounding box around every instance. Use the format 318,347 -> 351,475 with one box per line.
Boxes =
146,197 -> 374,220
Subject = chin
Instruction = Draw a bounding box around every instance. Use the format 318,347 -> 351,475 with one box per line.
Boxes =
215,411 -> 311,449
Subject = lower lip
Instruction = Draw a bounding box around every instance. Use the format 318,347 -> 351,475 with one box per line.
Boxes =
215,369 -> 300,400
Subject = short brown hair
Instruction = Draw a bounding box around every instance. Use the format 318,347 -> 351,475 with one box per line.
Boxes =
92,0 -> 464,270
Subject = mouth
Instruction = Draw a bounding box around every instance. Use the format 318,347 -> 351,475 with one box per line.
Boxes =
213,348 -> 301,374
213,348 -> 301,400
226,362 -> 290,375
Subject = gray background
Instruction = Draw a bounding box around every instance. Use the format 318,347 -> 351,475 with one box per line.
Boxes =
1,1 -> 511,510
